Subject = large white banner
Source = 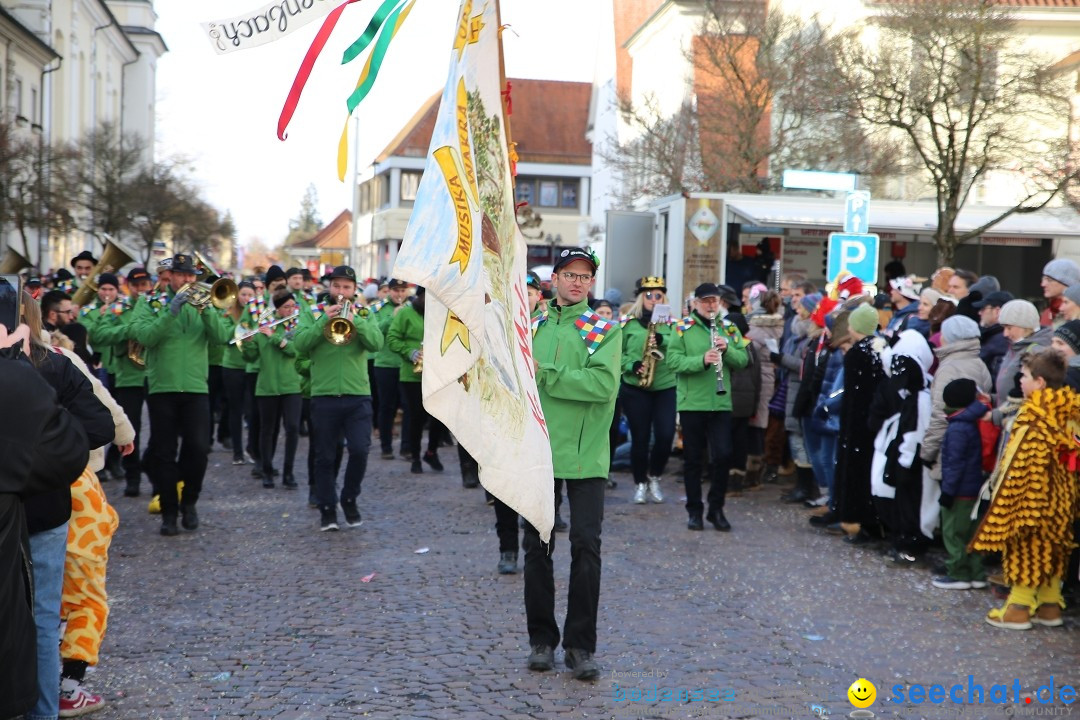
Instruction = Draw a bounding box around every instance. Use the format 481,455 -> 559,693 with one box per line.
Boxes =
202,0 -> 336,55
392,0 -> 555,541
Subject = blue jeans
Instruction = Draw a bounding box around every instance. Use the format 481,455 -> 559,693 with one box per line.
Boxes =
801,418 -> 836,499
28,522 -> 69,720
311,395 -> 372,508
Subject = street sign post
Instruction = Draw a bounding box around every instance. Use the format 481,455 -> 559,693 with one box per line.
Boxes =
827,233 -> 880,284
844,191 -> 871,234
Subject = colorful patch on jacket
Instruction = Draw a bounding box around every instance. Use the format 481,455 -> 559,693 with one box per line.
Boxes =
676,316 -> 697,335
575,311 -> 614,354
722,319 -> 751,348
531,308 -> 548,336
619,314 -> 631,328
371,299 -> 388,314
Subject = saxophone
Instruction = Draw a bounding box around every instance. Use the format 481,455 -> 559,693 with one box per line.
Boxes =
638,322 -> 664,388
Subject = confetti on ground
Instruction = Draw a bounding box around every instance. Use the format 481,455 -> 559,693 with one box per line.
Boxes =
361,573 -> 376,582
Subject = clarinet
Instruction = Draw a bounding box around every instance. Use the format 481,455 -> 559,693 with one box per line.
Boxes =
710,317 -> 726,396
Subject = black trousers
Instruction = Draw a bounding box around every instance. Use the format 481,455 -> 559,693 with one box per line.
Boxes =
494,497 -> 519,553
368,358 -> 379,431
146,393 -> 210,515
245,372 -> 261,462
222,368 -> 247,462
680,410 -> 733,517
619,384 -> 676,485
401,381 -> 447,460
373,366 -> 404,454
208,365 -> 226,443
109,384 -> 146,484
523,477 -> 605,653
257,394 -> 302,475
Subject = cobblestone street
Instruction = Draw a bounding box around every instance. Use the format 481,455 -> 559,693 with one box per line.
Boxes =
88,436 -> 1079,720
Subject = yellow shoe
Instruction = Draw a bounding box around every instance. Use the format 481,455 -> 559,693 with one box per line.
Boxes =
985,604 -> 1032,630
178,480 -> 184,502
148,495 -> 161,514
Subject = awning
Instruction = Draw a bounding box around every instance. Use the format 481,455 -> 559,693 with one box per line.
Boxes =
722,193 -> 1080,238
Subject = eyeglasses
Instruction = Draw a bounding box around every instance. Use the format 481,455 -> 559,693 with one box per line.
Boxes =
644,291 -> 664,300
559,272 -> 593,284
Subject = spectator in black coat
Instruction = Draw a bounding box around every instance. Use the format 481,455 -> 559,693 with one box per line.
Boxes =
0,325 -> 90,720
974,291 -> 1013,392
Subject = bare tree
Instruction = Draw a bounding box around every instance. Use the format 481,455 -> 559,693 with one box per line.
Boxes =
836,0 -> 1079,265
129,162 -> 186,265
0,120 -> 76,261
67,122 -> 144,247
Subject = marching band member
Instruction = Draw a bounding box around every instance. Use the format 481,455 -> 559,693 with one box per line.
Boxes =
70,250 -> 97,290
286,267 -> 313,315
130,254 -> 234,536
86,268 -> 153,496
292,265 -> 383,532
620,276 -> 676,505
387,286 -> 448,474
241,291 -> 305,488
524,248 -> 620,681
265,265 -> 287,297
222,281 -> 258,467
666,283 -> 749,532
372,278 -> 411,459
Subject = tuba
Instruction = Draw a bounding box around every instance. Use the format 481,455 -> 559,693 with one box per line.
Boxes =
71,240 -> 136,307
0,248 -> 31,274
638,322 -> 665,388
178,251 -> 239,310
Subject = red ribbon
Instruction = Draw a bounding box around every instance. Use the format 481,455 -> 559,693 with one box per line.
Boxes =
501,80 -> 513,116
278,0 -> 363,141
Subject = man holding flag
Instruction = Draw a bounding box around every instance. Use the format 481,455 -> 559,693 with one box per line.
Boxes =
525,248 -> 620,680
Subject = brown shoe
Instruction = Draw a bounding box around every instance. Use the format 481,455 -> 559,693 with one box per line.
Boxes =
1031,603 -> 1063,627
840,521 -> 862,537
808,505 -> 831,517
985,604 -> 1032,630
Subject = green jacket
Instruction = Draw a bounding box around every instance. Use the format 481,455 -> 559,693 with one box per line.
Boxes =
533,298 -> 621,479
86,303 -> 146,388
386,304 -> 424,383
242,326 -> 302,396
292,310 -> 383,397
130,290 -> 235,394
373,300 -> 404,369
620,316 -> 676,390
665,312 -> 749,412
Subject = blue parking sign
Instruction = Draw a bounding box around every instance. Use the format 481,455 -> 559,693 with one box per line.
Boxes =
827,233 -> 879,284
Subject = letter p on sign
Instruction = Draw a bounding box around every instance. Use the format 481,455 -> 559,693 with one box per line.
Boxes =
827,233 -> 879,284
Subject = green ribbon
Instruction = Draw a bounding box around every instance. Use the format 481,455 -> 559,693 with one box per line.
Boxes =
340,0 -> 401,65
345,0 -> 408,114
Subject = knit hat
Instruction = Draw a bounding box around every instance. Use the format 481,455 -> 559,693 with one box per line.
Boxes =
920,287 -> 942,306
265,265 -> 286,284
1043,258 -> 1080,288
96,272 -> 119,289
811,296 -> 838,328
1063,284 -> 1080,307
800,292 -> 823,314
940,315 -> 980,343
942,378 -> 977,411
363,283 -> 379,301
890,274 -> 923,301
849,303 -> 879,336
998,300 -> 1040,331
1054,320 -> 1080,355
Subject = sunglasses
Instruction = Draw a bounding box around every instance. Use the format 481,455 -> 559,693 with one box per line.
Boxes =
644,291 -> 664,300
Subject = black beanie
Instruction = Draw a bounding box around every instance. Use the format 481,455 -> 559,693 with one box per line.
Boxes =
943,378 -> 977,411
1054,320 -> 1080,356
265,265 -> 286,284
96,272 -> 119,289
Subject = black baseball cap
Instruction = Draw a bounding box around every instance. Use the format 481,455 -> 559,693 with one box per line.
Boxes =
171,254 -> 199,274
26,276 -> 42,286
329,265 -> 357,282
552,247 -> 599,273
526,271 -> 541,289
388,278 -> 409,289
972,290 -> 1014,309
694,283 -> 721,299
127,267 -> 151,284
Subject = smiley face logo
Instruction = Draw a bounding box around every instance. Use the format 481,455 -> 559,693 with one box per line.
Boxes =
848,679 -> 877,708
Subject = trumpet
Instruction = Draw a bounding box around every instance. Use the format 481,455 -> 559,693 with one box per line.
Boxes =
709,317 -> 726,396
231,310 -> 299,344
177,251 -> 239,310
413,345 -> 423,374
324,295 -> 356,346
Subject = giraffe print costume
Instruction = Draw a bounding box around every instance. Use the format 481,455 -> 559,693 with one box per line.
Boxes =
61,468 -> 119,665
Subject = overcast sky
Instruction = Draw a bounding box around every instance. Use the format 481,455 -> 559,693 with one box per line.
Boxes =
155,0 -> 600,252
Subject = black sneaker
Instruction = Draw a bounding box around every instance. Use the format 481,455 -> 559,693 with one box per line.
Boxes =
411,460 -> 423,473
687,515 -> 704,531
262,478 -> 275,489
462,469 -> 480,489
527,645 -> 554,672
320,507 -> 340,532
381,450 -> 394,460
180,505 -> 199,531
123,480 -> 140,498
553,513 -> 567,532
423,451 -> 444,472
308,491 -> 319,508
282,473 -> 297,488
251,467 -> 265,480
563,648 -> 600,681
341,501 -> 363,528
707,509 -> 731,532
